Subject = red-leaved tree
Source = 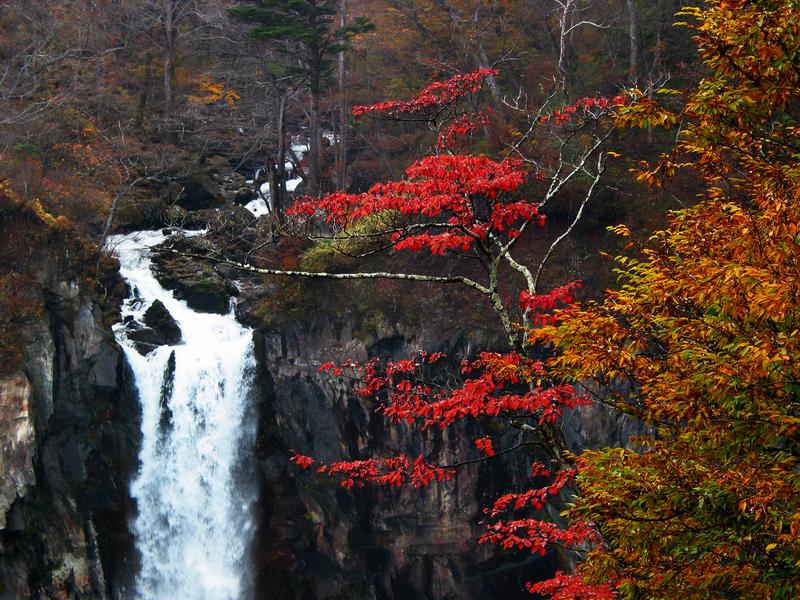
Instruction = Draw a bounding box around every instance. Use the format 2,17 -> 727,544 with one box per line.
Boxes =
198,69 -> 626,596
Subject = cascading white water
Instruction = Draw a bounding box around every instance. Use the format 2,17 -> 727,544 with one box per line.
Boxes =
110,231 -> 257,600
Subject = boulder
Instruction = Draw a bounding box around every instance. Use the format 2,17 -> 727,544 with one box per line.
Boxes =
143,300 -> 182,345
233,187 -> 256,205
164,204 -> 189,227
175,169 -> 225,210
182,204 -> 255,231
151,237 -> 237,315
126,300 -> 182,354
114,196 -> 170,232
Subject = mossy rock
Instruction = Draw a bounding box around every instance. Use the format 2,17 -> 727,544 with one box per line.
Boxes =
151,237 -> 237,314
114,196 -> 170,232
175,168 -> 225,211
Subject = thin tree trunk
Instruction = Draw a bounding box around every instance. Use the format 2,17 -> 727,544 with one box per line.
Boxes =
557,0 -> 574,96
135,62 -> 153,128
163,0 -> 176,122
626,0 -> 640,82
337,0 -> 348,191
275,93 -> 287,220
308,71 -> 321,197
267,159 -> 280,218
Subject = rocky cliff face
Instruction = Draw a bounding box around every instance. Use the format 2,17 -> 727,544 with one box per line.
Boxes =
0,273 -> 138,600
227,249 -> 643,599
236,297 -> 567,600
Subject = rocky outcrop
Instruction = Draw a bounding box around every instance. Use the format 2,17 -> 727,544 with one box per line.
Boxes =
0,273 -> 138,600
114,195 -> 171,232
175,168 -> 226,211
0,210 -> 636,599
0,375 -> 36,531
126,300 -> 183,354
110,159 -> 258,233
232,264 -> 641,600
151,236 -> 238,314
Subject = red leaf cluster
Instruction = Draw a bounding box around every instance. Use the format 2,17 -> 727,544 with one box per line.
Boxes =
474,436 -> 495,457
312,454 -> 454,489
539,95 -> 627,126
352,68 -> 498,118
484,466 -> 575,516
289,453 -> 315,469
519,281 -> 582,325
288,154 -> 538,254
330,351 -> 589,430
479,519 -> 600,554
436,110 -> 491,150
526,573 -> 615,600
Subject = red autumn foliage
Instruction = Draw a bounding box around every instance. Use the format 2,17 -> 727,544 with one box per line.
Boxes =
474,436 -> 495,457
352,68 -> 498,119
289,154 -> 537,254
294,453 -> 454,489
539,96 -> 628,126
479,518 -> 600,554
289,453 -> 315,469
288,69 -> 620,599
526,572 -> 616,600
436,110 -> 491,150
484,464 -> 575,516
519,281 -> 583,325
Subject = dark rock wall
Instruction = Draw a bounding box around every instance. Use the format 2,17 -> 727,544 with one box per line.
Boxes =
0,275 -> 138,600
246,313 -> 561,600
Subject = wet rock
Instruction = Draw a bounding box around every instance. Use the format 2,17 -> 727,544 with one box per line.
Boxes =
233,187 -> 256,205
164,204 -> 188,227
151,236 -> 239,315
126,303 -> 181,355
156,264 -> 233,314
143,300 -> 182,345
181,204 -> 254,231
127,327 -> 164,355
159,351 -> 176,433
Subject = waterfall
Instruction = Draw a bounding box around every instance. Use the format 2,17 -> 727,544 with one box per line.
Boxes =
110,231 -> 257,600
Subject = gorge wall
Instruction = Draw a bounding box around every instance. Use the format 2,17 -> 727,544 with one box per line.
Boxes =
0,201 -> 636,599
0,265 -> 138,599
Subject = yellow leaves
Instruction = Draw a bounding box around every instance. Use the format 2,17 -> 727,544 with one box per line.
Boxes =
615,95 -> 679,131
81,123 -> 99,140
188,75 -> 240,108
541,3 -> 800,595
29,198 -> 67,230
607,224 -> 631,237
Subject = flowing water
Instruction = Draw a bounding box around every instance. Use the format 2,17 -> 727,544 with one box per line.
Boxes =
110,231 -> 257,600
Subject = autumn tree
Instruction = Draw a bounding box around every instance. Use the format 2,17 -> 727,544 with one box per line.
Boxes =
532,1 -> 800,597
166,62 -> 634,596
